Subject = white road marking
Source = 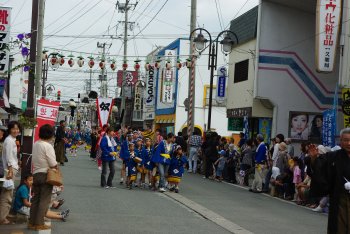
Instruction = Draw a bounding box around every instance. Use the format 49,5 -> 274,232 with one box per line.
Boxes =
164,192 -> 253,234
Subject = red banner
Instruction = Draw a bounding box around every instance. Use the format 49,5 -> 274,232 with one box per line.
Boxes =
34,99 -> 60,142
117,70 -> 138,87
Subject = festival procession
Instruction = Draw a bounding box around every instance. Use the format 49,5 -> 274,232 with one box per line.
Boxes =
0,0 -> 349,233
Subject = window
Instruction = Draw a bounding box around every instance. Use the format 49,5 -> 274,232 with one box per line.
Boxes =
133,110 -> 143,121
234,59 -> 249,83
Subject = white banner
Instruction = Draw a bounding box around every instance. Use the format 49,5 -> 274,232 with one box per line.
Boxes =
0,7 -> 11,75
161,49 -> 176,103
145,66 -> 155,107
97,98 -> 113,127
315,0 -> 341,72
134,84 -> 142,111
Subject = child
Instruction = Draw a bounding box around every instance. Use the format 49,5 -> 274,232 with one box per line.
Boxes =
292,157 -> 302,201
135,138 -> 144,187
141,138 -> 154,188
14,174 -> 70,225
214,150 -> 226,182
126,143 -> 138,189
168,145 -> 187,193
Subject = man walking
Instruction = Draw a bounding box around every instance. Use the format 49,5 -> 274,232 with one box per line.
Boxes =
188,132 -> 202,173
250,134 -> 267,193
54,121 -> 67,166
309,128 -> 350,233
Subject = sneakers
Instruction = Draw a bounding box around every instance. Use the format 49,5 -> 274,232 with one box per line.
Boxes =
312,206 -> 323,212
98,166 -> 102,171
175,187 -> 179,193
105,186 -> 110,189
159,187 -> 166,193
188,169 -> 192,173
61,209 -> 70,222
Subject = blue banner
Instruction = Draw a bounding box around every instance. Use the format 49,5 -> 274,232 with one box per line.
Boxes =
216,66 -> 226,103
243,116 -> 249,140
259,118 -> 272,144
322,109 -> 336,147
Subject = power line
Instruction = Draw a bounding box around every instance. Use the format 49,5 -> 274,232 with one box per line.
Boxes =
214,0 -> 224,30
11,0 -> 26,25
128,0 -> 169,41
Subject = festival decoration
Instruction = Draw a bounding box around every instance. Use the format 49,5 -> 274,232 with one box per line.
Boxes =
176,59 -> 182,69
67,54 -> 74,67
134,59 -> 141,71
77,56 -> 84,67
122,61 -> 128,71
88,56 -> 95,68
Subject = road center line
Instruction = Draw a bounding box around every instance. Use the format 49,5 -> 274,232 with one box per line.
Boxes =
164,192 -> 253,234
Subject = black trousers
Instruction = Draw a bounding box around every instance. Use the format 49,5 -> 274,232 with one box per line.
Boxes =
205,158 -> 215,178
101,161 -> 115,187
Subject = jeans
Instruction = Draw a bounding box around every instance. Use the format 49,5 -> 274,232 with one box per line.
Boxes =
158,163 -> 169,188
101,160 -> 116,187
189,147 -> 199,173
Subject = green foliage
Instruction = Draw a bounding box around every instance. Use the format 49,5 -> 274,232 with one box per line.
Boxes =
18,115 -> 37,129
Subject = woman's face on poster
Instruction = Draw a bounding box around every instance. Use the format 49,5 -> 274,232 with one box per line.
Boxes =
316,117 -> 323,128
291,115 -> 308,133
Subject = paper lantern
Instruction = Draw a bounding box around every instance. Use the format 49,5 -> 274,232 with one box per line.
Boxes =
166,60 -> 172,70
77,56 -> 84,67
144,62 -> 150,71
88,58 -> 95,68
99,61 -> 105,69
176,59 -> 182,69
122,62 -> 128,71
68,58 -> 74,67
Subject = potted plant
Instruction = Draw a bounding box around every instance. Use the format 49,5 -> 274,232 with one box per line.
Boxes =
18,116 -> 37,136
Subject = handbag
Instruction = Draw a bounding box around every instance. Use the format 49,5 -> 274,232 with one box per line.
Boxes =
46,168 -> 63,186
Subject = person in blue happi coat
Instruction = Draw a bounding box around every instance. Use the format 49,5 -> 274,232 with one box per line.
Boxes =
141,138 -> 154,188
119,133 -> 133,184
168,145 -> 188,193
152,132 -> 176,192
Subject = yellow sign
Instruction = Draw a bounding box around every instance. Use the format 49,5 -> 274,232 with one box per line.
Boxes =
342,88 -> 350,128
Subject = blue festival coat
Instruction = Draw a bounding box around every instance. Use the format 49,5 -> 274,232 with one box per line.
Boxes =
142,146 -> 154,170
120,140 -> 131,161
169,155 -> 188,178
100,136 -> 116,162
152,140 -> 174,165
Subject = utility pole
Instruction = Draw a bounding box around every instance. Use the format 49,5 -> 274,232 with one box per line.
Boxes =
22,0 -> 40,180
187,0 -> 197,138
97,42 -> 111,98
116,0 -> 137,127
34,0 -> 44,97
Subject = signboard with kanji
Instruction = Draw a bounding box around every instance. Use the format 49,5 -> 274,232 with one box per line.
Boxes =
134,83 -> 142,111
322,109 -> 336,147
216,66 -> 227,103
342,88 -> 350,128
34,99 -> 60,142
0,7 -> 11,74
315,0 -> 341,72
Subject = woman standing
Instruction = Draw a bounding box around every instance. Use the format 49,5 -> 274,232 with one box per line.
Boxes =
29,124 -> 58,231
0,121 -> 20,225
100,127 -> 117,189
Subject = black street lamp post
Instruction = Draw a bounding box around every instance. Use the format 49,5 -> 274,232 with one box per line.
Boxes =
190,28 -> 238,130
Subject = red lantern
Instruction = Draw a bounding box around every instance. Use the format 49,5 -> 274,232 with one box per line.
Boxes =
122,62 -> 128,71
50,57 -> 57,66
99,61 -> 105,69
154,60 -> 161,70
134,63 -> 140,71
177,60 -> 182,69
88,59 -> 95,68
68,58 -> 74,67
110,62 -> 116,71
58,57 -> 65,66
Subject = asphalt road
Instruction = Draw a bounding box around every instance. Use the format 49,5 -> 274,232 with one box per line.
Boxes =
0,149 -> 328,234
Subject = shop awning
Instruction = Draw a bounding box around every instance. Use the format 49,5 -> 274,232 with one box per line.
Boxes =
155,115 -> 175,124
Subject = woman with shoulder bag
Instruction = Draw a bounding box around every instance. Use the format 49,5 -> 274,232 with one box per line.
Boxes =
29,124 -> 58,231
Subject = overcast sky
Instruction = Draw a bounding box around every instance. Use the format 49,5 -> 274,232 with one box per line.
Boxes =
1,0 -> 258,100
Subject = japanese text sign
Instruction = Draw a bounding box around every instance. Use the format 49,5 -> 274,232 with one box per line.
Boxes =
34,99 -> 60,142
216,66 -> 227,103
0,7 -> 11,74
316,0 -> 341,72
322,109 -> 336,147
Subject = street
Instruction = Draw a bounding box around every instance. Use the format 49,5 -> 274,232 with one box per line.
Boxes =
0,149 -> 328,234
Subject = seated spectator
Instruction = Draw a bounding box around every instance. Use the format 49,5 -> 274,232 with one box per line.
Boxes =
296,175 -> 312,205
274,171 -> 294,200
214,150 -> 226,182
13,174 -> 69,222
312,196 -> 329,213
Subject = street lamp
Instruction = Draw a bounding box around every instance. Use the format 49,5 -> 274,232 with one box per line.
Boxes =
45,84 -> 55,96
190,28 -> 238,130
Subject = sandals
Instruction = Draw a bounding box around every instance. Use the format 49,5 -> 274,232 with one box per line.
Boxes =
0,219 -> 14,225
52,199 -> 65,209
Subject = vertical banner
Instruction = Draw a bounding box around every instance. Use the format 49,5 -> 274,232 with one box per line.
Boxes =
34,99 -> 60,142
243,116 -> 249,140
0,7 -> 11,75
216,66 -> 227,103
259,118 -> 272,144
145,66 -> 155,107
322,109 -> 336,147
342,88 -> 350,128
134,83 -> 142,111
315,0 -> 341,72
162,49 -> 176,103
97,98 -> 113,127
